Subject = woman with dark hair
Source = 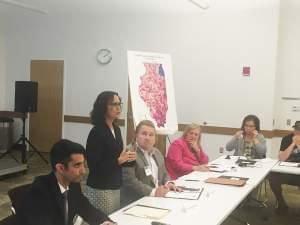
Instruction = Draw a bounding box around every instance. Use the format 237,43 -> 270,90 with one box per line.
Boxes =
85,91 -> 136,214
226,114 -> 266,158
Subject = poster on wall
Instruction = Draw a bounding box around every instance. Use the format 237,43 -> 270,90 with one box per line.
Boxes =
127,50 -> 178,134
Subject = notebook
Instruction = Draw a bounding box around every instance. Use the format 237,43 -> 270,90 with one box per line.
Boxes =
204,175 -> 248,186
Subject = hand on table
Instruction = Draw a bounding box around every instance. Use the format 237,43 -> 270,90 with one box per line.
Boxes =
154,185 -> 169,197
193,164 -> 209,172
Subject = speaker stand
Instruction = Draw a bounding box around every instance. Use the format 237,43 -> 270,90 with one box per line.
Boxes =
0,113 -> 48,164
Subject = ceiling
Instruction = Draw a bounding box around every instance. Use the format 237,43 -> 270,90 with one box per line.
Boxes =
0,0 -> 279,16
0,0 -> 211,15
0,0 -> 281,24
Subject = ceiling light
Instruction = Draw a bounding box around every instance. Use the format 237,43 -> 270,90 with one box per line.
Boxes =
189,0 -> 210,10
0,0 -> 48,14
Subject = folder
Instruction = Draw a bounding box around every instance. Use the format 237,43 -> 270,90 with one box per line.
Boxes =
204,175 -> 248,187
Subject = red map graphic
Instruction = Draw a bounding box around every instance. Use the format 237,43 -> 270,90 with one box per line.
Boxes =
139,63 -> 168,127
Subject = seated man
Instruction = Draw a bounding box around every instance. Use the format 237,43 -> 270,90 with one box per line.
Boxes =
269,121 -> 300,213
17,139 -> 116,225
121,120 -> 179,205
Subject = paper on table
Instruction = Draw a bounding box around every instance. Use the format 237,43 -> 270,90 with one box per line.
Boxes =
180,172 -> 215,181
208,164 -> 235,172
123,204 -> 170,219
255,158 -> 273,163
279,161 -> 300,167
165,188 -> 203,200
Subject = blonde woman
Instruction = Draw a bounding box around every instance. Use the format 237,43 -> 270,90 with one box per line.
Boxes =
166,123 -> 209,179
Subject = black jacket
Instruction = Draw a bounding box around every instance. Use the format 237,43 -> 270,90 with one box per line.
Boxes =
16,173 -> 110,225
86,122 -> 126,189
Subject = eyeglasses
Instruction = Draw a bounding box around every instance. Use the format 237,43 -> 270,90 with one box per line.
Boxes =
109,102 -> 123,108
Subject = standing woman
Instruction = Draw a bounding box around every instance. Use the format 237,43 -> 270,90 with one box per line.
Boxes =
85,91 -> 136,214
226,114 -> 266,159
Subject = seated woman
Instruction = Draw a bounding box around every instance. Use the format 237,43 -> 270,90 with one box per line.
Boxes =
121,120 -> 179,206
226,114 -> 266,159
166,123 -> 209,180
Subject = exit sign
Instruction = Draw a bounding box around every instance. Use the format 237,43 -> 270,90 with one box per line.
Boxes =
243,66 -> 250,76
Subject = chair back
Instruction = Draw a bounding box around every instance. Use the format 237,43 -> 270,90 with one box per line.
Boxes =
0,215 -> 17,225
8,184 -> 31,214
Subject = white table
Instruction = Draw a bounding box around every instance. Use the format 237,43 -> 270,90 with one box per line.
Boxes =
207,156 -> 278,187
271,161 -> 300,175
110,156 -> 278,225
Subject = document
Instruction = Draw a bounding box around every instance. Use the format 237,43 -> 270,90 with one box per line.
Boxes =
165,187 -> 203,200
279,161 -> 300,167
123,204 -> 170,219
208,165 -> 229,172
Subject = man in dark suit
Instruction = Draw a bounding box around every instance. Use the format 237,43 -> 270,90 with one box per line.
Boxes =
17,139 -> 116,225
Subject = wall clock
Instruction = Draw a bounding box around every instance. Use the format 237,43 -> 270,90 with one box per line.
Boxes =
96,49 -> 112,65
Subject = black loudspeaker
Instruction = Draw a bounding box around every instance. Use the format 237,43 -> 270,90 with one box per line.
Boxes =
15,81 -> 38,113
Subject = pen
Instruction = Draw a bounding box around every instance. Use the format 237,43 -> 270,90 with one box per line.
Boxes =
151,221 -> 171,225
135,204 -> 169,211
184,179 -> 201,182
176,186 -> 201,191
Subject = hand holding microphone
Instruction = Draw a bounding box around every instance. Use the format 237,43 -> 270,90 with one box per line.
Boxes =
118,148 -> 136,165
125,145 -> 137,162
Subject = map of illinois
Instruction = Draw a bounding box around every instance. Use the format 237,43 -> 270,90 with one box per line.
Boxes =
139,63 -> 168,127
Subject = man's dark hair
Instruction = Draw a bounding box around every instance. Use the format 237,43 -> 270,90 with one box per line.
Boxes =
90,91 -> 121,126
50,139 -> 86,171
241,114 -> 261,132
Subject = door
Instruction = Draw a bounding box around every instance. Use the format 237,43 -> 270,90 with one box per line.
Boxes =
30,60 -> 64,152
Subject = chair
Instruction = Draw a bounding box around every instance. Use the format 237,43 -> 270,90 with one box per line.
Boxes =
0,215 -> 17,225
8,184 -> 31,215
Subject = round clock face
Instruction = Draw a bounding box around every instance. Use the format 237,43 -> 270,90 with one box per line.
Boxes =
96,49 -> 112,64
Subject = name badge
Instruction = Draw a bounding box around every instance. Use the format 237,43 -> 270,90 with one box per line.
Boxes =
144,166 -> 152,176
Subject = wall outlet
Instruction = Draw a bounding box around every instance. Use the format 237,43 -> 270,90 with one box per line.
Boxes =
287,119 -> 291,126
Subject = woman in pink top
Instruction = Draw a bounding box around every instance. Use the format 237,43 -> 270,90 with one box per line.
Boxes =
166,123 -> 209,179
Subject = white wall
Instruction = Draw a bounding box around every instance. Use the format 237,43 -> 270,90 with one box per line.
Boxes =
274,0 -> 300,131
3,0 -> 280,156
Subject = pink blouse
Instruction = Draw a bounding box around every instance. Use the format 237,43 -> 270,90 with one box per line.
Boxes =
166,137 -> 209,179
